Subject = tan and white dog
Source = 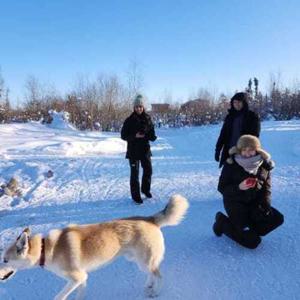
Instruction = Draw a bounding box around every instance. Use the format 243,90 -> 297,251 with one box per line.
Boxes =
0,194 -> 189,300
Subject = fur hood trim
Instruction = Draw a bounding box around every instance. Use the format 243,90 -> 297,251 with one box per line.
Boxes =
226,146 -> 271,164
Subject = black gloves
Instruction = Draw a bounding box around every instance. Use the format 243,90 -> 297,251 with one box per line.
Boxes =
215,151 -> 220,162
258,204 -> 272,217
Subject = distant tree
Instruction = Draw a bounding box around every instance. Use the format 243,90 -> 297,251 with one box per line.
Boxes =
126,58 -> 144,100
0,68 -> 11,122
254,77 -> 259,98
247,78 -> 253,95
97,74 -> 127,131
24,75 -> 44,119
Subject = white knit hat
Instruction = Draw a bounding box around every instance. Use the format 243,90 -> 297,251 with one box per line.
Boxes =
133,94 -> 144,107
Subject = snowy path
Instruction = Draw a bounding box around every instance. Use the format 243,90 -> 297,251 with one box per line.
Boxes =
0,120 -> 300,299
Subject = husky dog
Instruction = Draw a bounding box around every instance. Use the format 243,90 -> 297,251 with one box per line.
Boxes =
0,195 -> 188,300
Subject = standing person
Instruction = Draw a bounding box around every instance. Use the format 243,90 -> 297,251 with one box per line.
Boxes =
121,94 -> 157,204
213,135 -> 284,249
215,92 -> 260,168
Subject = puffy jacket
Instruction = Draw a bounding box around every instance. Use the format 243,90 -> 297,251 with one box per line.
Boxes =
218,157 -> 274,210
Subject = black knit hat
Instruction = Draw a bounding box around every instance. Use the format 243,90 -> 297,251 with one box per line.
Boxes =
231,92 -> 248,102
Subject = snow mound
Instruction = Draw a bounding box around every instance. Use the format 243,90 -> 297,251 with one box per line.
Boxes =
47,110 -> 76,131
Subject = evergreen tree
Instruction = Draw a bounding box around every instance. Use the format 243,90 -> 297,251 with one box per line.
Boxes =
247,78 -> 253,95
254,77 -> 259,98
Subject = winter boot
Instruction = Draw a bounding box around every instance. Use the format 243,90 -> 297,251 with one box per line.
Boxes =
133,196 -> 143,205
213,212 -> 226,237
142,191 -> 152,198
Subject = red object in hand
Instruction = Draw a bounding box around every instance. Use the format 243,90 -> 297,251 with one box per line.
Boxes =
245,177 -> 257,187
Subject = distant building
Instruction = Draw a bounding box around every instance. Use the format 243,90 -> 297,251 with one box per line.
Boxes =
180,98 -> 210,111
151,103 -> 170,114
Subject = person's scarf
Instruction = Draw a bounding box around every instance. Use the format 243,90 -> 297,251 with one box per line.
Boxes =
234,154 -> 263,175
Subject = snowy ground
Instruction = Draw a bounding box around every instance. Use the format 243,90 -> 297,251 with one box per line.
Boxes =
0,116 -> 299,300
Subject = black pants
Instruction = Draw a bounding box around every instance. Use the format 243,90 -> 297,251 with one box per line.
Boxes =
221,202 -> 284,249
129,157 -> 152,200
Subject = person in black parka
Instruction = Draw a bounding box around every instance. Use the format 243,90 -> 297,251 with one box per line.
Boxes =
215,92 -> 261,168
121,94 -> 157,204
213,135 -> 284,249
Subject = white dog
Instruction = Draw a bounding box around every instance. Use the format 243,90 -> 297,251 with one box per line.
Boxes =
0,194 -> 189,300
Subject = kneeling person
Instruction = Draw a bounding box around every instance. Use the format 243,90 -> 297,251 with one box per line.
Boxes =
213,135 -> 284,249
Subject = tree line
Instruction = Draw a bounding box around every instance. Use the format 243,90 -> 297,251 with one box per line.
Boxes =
0,70 -> 300,131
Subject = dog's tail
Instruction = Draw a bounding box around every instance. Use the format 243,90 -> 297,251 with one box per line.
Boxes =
152,194 -> 189,227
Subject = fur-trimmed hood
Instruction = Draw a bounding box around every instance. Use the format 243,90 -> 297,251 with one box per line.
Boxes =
226,146 -> 275,170
228,145 -> 271,160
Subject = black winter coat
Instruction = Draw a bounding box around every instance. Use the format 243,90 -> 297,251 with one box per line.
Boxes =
218,157 -> 273,211
216,105 -> 260,168
121,112 -> 157,159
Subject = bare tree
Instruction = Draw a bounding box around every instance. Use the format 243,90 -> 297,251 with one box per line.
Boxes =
69,74 -> 98,129
0,68 -> 11,122
97,74 -> 128,131
0,68 -> 4,99
126,58 -> 144,100
24,75 -> 44,118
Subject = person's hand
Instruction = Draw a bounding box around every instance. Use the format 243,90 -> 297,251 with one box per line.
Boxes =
245,177 -> 257,188
215,151 -> 220,162
239,178 -> 257,190
239,179 -> 252,190
135,132 -> 145,138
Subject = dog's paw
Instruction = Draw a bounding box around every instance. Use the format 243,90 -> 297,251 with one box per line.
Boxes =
145,286 -> 159,298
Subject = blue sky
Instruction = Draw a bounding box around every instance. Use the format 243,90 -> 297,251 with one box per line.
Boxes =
1,0 -> 300,104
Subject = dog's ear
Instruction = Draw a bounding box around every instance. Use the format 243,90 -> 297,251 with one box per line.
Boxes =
16,229 -> 30,256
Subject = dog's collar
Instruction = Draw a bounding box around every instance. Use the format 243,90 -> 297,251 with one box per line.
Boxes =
39,238 -> 46,267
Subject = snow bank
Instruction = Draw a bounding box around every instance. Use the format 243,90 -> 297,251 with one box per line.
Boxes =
46,110 -> 76,131
0,117 -> 127,158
